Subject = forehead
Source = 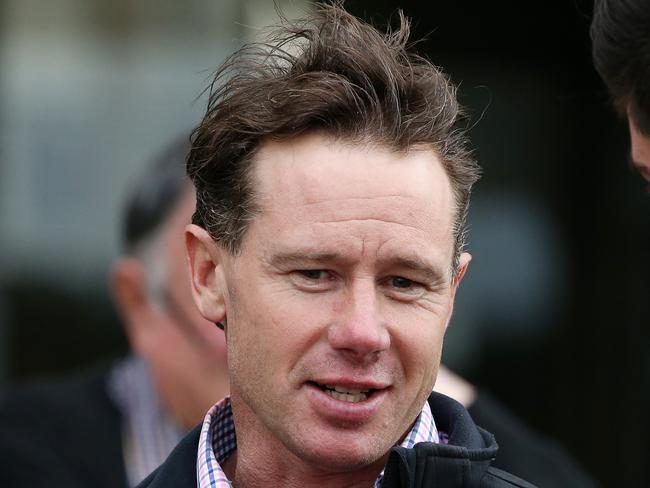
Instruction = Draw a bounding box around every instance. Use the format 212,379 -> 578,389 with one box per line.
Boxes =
252,134 -> 453,211
245,134 -> 456,262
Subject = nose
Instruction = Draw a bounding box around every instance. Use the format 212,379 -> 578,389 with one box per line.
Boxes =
327,280 -> 391,361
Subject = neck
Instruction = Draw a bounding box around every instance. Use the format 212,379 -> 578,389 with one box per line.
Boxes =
225,450 -> 384,488
225,394 -> 386,488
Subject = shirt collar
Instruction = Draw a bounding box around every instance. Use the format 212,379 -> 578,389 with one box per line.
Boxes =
196,396 -> 439,488
108,356 -> 186,487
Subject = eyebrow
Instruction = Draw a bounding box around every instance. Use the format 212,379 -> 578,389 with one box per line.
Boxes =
268,251 -> 447,283
268,251 -> 347,268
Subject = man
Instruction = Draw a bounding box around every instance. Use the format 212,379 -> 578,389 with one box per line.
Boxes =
0,139 -> 229,487
591,0 -> 650,181
139,5 -> 531,487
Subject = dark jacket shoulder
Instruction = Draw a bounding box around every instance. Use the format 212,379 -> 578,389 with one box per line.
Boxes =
0,364 -> 126,488
137,425 -> 201,488
468,391 -> 594,487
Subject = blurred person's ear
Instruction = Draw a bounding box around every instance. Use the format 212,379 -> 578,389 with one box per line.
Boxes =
185,224 -> 227,326
110,257 -> 151,352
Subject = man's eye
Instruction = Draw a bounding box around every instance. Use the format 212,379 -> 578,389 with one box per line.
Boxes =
299,270 -> 325,280
390,276 -> 415,289
385,276 -> 427,300
290,269 -> 336,292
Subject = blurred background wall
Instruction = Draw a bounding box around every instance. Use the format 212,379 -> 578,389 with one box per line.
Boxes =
0,0 -> 307,380
1,1 -> 648,485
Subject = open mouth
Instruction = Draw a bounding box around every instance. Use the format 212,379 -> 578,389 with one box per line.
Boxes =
310,381 -> 376,403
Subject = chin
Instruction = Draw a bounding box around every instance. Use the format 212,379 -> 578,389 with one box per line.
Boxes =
290,435 -> 388,473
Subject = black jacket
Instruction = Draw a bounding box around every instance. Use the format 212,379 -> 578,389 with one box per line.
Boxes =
137,392 -> 534,488
0,365 -> 127,488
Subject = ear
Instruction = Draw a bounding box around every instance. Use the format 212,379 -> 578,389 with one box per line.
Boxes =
185,224 -> 227,323
442,252 -> 472,331
453,252 -> 472,289
110,257 -> 148,345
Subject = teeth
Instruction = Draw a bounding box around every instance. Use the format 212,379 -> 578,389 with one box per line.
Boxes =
319,384 -> 371,403
326,385 -> 370,395
326,390 -> 368,403
327,386 -> 370,395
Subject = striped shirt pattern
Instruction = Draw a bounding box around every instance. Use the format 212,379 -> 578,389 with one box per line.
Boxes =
108,356 -> 186,487
196,396 -> 441,488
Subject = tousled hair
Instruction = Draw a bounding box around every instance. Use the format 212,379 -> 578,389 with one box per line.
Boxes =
591,0 -> 650,134
187,3 -> 480,270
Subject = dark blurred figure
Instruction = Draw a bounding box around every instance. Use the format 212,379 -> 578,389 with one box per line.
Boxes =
435,367 -> 594,487
0,139 -> 229,487
591,0 -> 650,182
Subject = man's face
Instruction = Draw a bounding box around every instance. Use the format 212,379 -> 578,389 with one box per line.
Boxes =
628,114 -> 650,182
202,133 -> 468,471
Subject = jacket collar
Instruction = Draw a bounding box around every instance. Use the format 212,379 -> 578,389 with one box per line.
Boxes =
381,392 -> 498,487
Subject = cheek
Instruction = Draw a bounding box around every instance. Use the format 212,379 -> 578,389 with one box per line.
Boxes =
226,317 -> 270,403
385,298 -> 450,339
228,289 -> 333,385
387,307 -> 447,380
226,290 -> 299,360
405,329 -> 444,373
403,337 -> 442,400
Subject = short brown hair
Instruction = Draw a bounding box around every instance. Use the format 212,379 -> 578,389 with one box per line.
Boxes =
591,0 -> 650,134
187,3 -> 480,271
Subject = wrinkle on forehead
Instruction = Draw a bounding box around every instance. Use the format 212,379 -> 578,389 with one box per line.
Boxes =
253,134 -> 453,203
269,194 -> 454,244
269,191 -> 448,219
314,218 -> 425,234
252,189 -> 455,263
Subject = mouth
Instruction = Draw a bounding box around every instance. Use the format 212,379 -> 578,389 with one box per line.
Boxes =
309,381 -> 377,403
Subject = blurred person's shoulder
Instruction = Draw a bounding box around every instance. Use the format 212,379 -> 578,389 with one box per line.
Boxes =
1,361 -> 115,413
0,361 -> 127,488
469,390 -> 596,488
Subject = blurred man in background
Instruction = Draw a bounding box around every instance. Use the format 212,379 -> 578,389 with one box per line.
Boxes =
0,139 -> 229,487
591,0 -> 650,182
